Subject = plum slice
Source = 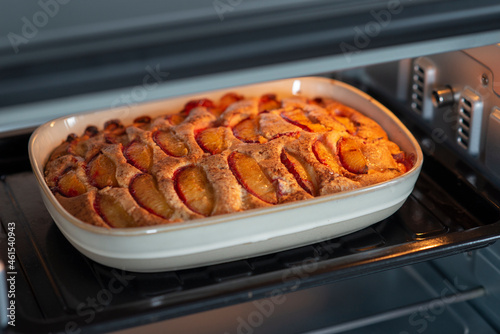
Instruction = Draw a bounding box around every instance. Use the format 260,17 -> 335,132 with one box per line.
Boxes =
130,173 -> 174,219
124,139 -> 153,172
153,129 -> 189,157
281,109 -> 327,133
175,165 -> 215,216
219,92 -> 244,112
258,94 -> 281,112
86,153 -> 119,188
196,127 -> 230,154
95,193 -> 135,228
57,171 -> 87,197
233,117 -> 267,144
312,140 -> 342,175
280,151 -> 316,196
228,152 -> 277,204
337,137 -> 368,174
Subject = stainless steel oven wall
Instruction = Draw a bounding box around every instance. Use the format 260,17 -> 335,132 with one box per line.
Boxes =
356,44 -> 500,188
431,241 -> 500,332
410,45 -> 500,174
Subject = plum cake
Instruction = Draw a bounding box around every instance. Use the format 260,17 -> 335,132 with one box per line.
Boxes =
44,93 -> 415,228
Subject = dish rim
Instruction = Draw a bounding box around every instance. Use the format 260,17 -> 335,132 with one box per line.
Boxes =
28,76 -> 424,237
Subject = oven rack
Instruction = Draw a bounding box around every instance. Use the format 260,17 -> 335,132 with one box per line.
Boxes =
1,114 -> 499,333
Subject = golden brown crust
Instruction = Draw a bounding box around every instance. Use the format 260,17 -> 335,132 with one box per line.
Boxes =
55,191 -> 110,228
44,93 -> 411,228
199,153 -> 242,215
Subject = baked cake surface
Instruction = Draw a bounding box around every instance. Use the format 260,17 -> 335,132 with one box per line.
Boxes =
44,93 -> 414,228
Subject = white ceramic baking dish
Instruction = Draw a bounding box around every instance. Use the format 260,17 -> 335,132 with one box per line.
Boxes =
29,77 -> 423,272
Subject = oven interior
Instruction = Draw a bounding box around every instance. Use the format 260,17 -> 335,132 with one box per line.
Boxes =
1,1 -> 500,333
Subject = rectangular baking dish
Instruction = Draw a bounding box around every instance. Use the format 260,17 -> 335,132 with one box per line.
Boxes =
28,77 -> 423,272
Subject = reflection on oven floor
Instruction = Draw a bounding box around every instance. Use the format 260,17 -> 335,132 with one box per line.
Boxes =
111,255 -> 498,334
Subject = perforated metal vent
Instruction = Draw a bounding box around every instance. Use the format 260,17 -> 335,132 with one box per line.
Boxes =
457,99 -> 472,149
457,89 -> 483,156
411,65 -> 425,114
411,58 -> 436,120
